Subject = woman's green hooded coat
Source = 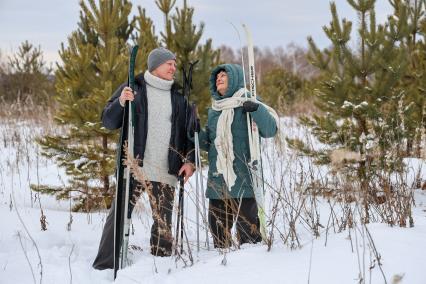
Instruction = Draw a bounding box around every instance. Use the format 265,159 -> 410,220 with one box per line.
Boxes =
198,64 -> 277,199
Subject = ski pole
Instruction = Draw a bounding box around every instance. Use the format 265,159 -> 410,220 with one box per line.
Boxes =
194,131 -> 200,252
191,103 -> 210,251
174,175 -> 185,255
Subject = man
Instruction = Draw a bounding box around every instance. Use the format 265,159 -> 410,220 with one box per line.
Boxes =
190,64 -> 278,248
93,47 -> 194,270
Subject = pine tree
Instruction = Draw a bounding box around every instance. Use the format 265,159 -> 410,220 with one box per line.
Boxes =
156,0 -> 220,122
258,68 -> 304,114
288,0 -> 411,222
5,40 -> 53,103
32,0 -> 218,211
133,7 -> 160,74
192,39 -> 221,122
33,0 -> 133,212
392,0 -> 426,157
156,0 -> 176,49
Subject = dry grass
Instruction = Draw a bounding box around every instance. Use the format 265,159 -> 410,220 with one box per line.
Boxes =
0,97 -> 55,123
1,100 -> 421,282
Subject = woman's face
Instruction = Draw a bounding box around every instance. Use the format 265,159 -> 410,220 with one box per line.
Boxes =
216,71 -> 228,96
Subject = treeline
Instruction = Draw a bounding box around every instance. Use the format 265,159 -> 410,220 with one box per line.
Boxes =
0,41 -> 55,105
0,41 -> 316,114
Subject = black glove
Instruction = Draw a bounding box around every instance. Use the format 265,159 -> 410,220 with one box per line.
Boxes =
188,103 -> 200,137
243,100 -> 259,113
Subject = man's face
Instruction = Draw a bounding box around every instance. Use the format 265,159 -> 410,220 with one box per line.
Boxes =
216,71 -> 228,96
152,59 -> 177,81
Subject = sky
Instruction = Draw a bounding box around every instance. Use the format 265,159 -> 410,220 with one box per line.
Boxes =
0,0 -> 393,66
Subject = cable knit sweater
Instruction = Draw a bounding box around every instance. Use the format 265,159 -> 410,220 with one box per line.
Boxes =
142,71 -> 177,186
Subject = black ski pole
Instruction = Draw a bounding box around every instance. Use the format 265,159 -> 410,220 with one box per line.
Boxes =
179,175 -> 185,253
174,60 -> 199,256
174,175 -> 185,255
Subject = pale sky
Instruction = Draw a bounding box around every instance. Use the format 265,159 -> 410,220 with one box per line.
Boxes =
0,0 -> 393,65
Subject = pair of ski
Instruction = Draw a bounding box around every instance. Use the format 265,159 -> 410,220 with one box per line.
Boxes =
233,24 -> 267,242
112,45 -> 138,279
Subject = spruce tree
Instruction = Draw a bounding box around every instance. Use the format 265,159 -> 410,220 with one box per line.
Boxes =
288,0 -> 411,222
33,0 -> 133,212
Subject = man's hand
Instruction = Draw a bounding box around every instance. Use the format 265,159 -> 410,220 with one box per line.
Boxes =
178,163 -> 195,183
119,86 -> 135,107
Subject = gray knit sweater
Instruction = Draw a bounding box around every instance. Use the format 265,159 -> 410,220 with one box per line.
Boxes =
141,71 -> 177,187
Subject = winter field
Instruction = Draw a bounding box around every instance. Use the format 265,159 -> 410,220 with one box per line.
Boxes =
1,115 -> 426,284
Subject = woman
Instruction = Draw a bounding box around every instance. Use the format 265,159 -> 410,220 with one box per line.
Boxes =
192,63 -> 278,248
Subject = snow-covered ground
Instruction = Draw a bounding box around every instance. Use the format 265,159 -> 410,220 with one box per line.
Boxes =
1,117 -> 425,284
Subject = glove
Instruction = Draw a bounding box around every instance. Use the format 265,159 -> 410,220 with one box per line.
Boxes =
188,103 -> 200,137
242,100 -> 259,113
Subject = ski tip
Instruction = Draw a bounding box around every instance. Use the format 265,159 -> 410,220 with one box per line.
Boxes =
242,24 -> 253,41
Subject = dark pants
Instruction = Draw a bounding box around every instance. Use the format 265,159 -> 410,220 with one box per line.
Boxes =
92,180 -> 175,270
208,198 -> 262,248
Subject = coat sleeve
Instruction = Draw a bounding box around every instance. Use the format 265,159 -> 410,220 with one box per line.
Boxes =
188,108 -> 211,152
198,108 -> 213,152
197,124 -> 211,152
101,83 -> 126,130
250,104 -> 278,138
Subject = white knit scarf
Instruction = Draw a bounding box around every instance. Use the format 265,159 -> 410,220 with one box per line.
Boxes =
212,88 -> 279,190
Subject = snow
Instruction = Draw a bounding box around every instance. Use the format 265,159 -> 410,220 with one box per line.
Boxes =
342,101 -> 368,110
342,100 -> 354,109
1,117 -> 426,284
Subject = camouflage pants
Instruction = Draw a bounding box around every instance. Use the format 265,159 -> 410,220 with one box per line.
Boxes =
92,180 -> 175,270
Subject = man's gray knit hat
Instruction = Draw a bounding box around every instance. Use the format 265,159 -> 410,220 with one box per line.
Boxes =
147,47 -> 176,72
